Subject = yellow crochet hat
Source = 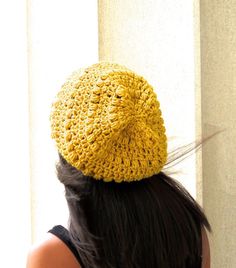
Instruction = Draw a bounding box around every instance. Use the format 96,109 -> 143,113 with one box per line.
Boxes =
50,62 -> 167,182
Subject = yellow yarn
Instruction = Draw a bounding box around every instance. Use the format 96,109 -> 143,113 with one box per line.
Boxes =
50,62 -> 167,182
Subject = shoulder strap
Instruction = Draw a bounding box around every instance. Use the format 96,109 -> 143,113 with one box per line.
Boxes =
48,225 -> 85,268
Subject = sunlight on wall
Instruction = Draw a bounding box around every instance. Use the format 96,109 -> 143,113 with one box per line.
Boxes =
28,0 -> 98,244
0,1 -> 30,268
99,0 -> 198,197
0,1 -> 98,267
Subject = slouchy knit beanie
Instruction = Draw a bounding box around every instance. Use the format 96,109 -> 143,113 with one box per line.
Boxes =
50,62 -> 167,182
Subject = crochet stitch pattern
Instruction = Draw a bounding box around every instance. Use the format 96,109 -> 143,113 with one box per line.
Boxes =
50,62 -> 167,182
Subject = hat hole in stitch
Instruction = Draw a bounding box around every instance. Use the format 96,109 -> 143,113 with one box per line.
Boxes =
80,162 -> 87,169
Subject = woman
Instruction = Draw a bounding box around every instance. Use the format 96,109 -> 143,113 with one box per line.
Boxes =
27,62 -> 210,268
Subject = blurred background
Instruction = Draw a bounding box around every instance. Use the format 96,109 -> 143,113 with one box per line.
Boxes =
0,1 -> 235,267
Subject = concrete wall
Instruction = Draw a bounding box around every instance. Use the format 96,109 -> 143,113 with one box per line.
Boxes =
200,1 -> 236,267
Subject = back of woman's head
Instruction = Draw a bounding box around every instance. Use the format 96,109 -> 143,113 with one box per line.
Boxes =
57,154 -> 210,268
51,62 -> 211,268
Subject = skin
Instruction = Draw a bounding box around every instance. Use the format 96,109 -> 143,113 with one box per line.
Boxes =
26,228 -> 210,268
26,233 -> 81,268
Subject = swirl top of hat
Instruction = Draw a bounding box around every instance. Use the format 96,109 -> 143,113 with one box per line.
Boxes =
50,62 -> 167,182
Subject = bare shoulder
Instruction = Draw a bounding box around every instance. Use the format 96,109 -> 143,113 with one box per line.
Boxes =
26,233 -> 81,268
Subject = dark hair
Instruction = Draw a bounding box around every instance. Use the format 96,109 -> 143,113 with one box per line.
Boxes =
57,154 -> 211,268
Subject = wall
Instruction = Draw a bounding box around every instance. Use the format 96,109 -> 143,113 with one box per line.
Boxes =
0,1 -> 30,267
200,1 -> 236,267
98,0 -> 199,196
99,1 -> 236,266
27,0 -> 98,242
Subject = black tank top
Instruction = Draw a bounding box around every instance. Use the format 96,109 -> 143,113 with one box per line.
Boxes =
49,225 -> 202,267
48,225 -> 85,268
